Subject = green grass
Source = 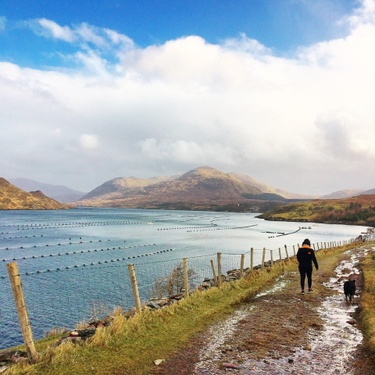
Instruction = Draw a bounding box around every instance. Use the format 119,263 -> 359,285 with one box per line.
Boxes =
359,247 -> 375,353
5,242 -> 371,375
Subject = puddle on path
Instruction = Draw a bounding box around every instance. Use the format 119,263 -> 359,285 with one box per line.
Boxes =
194,247 -> 370,375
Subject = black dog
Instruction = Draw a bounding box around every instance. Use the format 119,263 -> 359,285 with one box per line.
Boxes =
344,279 -> 356,302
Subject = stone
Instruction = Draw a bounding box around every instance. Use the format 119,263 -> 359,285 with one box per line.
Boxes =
153,359 -> 165,365
147,301 -> 161,309
222,362 -> 241,369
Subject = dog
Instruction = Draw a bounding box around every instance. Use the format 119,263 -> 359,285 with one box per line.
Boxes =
344,279 -> 356,302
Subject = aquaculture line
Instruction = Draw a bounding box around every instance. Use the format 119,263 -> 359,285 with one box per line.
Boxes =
2,238 -> 358,361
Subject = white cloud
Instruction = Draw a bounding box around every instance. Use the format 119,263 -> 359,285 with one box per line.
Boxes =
28,18 -> 135,74
2,0 -> 375,195
80,134 -> 100,150
37,18 -> 75,42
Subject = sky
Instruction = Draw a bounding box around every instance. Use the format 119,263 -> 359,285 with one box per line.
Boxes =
1,0 -> 375,196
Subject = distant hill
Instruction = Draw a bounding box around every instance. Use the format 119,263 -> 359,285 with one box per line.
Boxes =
258,194 -> 375,227
76,166 -> 312,211
9,178 -> 86,203
82,175 -> 173,200
362,188 -> 375,195
320,189 -> 365,199
0,178 -> 68,210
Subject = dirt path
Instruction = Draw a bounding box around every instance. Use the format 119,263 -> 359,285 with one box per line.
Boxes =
153,246 -> 375,375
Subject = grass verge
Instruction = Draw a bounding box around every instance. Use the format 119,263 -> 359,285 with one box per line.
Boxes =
4,243 -> 368,375
359,246 -> 375,354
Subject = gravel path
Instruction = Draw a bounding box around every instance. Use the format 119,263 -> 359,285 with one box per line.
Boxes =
153,245 -> 375,375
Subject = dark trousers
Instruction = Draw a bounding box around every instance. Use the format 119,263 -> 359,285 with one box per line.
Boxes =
299,265 -> 313,290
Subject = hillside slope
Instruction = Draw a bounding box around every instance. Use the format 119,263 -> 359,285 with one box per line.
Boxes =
77,166 -> 309,211
258,194 -> 375,227
0,178 -> 68,210
9,178 -> 86,203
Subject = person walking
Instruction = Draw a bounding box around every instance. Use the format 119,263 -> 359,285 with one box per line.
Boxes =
297,238 -> 319,294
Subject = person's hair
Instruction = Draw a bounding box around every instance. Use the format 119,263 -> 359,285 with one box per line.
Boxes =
302,238 -> 311,246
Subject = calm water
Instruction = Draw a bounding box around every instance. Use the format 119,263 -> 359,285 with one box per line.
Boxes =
0,208 -> 368,349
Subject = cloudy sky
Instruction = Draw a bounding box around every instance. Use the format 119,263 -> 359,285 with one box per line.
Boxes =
1,0 -> 375,195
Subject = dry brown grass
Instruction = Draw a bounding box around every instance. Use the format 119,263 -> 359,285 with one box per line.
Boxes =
4,243 -> 368,375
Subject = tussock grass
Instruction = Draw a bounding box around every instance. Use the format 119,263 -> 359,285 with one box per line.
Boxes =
5,243 -> 367,375
359,247 -> 375,351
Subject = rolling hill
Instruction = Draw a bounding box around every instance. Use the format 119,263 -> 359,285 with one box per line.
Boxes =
258,194 -> 375,227
0,178 -> 68,210
9,178 -> 86,203
76,166 -> 311,211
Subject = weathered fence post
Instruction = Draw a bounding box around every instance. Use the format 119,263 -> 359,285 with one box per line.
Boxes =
240,254 -> 245,278
250,248 -> 254,270
217,253 -> 222,287
182,258 -> 189,297
210,259 -> 218,285
270,250 -> 274,267
7,262 -> 38,363
284,245 -> 289,260
261,248 -> 266,269
293,245 -> 296,256
127,264 -> 142,314
278,247 -> 282,261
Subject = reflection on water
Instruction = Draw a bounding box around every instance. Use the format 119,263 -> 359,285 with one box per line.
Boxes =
0,208 -> 367,349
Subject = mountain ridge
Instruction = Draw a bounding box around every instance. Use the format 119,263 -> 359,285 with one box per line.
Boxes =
0,178 -> 68,210
9,178 -> 86,203
75,166 -> 313,211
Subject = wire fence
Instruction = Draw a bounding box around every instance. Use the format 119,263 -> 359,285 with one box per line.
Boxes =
0,237 -> 364,352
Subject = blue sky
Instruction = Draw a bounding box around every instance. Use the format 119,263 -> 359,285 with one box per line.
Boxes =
1,1 -> 355,66
1,0 -> 375,195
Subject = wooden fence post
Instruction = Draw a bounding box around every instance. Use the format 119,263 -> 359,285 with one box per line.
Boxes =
210,260 -> 218,285
127,264 -> 142,314
293,245 -> 296,256
261,248 -> 266,269
217,253 -> 222,287
182,258 -> 189,297
7,262 -> 38,363
250,248 -> 254,270
240,254 -> 245,278
284,245 -> 289,260
270,250 -> 274,267
278,248 -> 282,261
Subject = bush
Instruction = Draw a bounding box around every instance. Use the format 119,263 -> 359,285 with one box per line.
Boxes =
151,263 -> 198,298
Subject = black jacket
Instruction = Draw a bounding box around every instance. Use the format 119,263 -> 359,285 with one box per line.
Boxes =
297,245 -> 319,270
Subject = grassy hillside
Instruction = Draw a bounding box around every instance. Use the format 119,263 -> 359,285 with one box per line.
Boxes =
258,194 -> 375,227
0,178 -> 68,210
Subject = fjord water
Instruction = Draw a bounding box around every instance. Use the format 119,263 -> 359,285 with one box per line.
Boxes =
0,208 -> 367,350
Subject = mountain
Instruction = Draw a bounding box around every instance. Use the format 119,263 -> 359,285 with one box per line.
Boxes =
82,175 -> 173,200
258,194 -> 375,227
0,178 -> 68,210
320,189 -> 365,199
9,178 -> 86,203
362,188 -> 375,195
76,166 -> 311,211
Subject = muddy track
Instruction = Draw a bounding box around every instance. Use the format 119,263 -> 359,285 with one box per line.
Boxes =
153,246 -> 375,375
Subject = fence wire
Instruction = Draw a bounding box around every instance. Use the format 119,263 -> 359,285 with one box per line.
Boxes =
0,240 -> 352,350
